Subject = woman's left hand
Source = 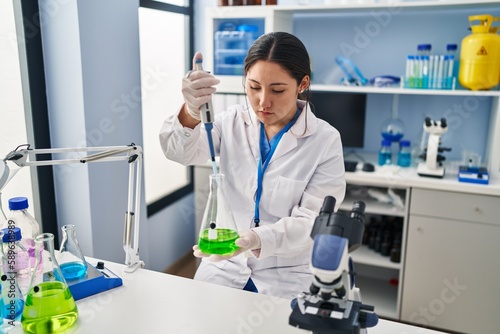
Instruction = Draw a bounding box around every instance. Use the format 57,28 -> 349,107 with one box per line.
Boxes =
193,229 -> 261,262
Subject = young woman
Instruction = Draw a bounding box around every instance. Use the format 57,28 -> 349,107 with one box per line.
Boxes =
159,32 -> 346,299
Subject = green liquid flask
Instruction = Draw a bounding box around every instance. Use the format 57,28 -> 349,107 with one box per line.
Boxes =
21,233 -> 78,334
58,225 -> 87,281
198,174 -> 240,255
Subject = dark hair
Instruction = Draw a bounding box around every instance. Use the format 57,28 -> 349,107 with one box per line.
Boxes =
243,32 -> 311,99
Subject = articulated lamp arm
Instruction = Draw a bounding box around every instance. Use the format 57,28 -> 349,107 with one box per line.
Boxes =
0,143 -> 145,273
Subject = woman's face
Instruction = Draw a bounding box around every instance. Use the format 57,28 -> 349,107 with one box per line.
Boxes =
245,60 -> 304,131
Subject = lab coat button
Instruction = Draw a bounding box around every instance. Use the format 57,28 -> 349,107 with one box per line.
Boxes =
184,132 -> 191,137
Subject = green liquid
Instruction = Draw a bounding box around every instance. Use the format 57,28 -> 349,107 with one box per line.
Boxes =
198,228 -> 239,255
21,281 -> 78,334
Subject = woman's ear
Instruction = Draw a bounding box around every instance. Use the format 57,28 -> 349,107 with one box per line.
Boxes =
299,75 -> 311,93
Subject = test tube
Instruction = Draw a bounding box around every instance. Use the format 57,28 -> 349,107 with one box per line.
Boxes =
428,55 -> 435,89
422,55 -> 429,89
436,55 -> 445,89
405,55 -> 414,88
446,54 -> 454,89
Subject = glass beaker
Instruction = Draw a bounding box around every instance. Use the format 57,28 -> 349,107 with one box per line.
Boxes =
198,174 -> 240,255
58,225 -> 87,281
21,233 -> 78,334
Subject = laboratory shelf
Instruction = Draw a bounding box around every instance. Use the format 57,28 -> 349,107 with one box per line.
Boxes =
351,245 -> 401,270
310,84 -> 500,97
273,0 -> 500,14
355,275 -> 398,319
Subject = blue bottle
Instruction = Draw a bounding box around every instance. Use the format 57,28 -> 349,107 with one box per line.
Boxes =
397,140 -> 412,167
378,140 -> 392,166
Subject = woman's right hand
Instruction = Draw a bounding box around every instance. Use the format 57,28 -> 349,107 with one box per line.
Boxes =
182,52 -> 219,121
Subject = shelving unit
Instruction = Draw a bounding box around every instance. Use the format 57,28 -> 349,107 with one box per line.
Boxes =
311,84 -> 500,97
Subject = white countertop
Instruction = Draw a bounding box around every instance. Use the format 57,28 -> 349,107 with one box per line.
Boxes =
345,164 -> 500,196
7,258 -> 449,334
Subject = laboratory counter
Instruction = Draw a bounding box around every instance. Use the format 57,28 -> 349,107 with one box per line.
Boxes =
345,164 -> 500,196
11,258 -> 449,334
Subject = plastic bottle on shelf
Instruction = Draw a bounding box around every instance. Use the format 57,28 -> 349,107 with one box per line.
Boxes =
446,43 -> 458,89
416,44 -> 432,88
397,140 -> 412,167
405,55 -> 415,88
3,197 -> 41,271
378,140 -> 392,166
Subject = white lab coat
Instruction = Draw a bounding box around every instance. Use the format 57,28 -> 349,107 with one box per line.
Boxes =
159,100 -> 346,299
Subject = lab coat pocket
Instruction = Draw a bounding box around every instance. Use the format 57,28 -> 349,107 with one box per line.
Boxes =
268,176 -> 307,218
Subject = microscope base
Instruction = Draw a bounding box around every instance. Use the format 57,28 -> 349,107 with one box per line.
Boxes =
417,162 -> 445,178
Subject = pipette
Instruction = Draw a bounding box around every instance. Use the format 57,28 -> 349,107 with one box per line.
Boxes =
194,57 -> 218,179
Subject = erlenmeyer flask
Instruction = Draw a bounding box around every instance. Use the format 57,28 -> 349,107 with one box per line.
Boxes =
198,174 -> 239,255
58,225 -> 87,281
21,233 -> 78,334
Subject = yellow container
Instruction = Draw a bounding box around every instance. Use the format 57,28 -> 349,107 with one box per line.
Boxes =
459,14 -> 500,90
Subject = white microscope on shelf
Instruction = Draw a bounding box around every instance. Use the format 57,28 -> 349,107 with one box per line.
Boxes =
417,117 -> 452,178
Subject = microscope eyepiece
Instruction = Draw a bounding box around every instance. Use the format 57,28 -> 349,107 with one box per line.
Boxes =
319,196 -> 336,215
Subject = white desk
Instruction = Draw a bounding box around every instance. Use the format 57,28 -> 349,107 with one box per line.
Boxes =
9,258 -> 447,334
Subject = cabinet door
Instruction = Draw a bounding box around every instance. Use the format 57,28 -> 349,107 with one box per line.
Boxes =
402,215 -> 500,333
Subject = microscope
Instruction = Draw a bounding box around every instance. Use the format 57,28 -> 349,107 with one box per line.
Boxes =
417,117 -> 452,178
289,196 -> 378,334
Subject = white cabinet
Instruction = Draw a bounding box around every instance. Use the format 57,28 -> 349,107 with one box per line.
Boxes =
403,188 -> 500,333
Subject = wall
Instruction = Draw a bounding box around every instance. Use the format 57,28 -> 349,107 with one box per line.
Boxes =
39,0 -> 194,272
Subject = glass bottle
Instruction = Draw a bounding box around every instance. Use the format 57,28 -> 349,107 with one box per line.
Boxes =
2,227 -> 31,296
397,140 -> 412,167
198,174 -> 240,255
378,140 -> 392,166
58,225 -> 87,281
0,229 -> 24,330
4,197 -> 42,270
21,233 -> 78,334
